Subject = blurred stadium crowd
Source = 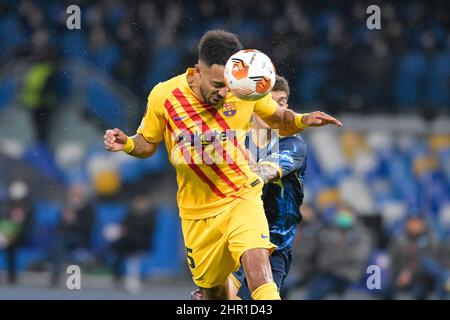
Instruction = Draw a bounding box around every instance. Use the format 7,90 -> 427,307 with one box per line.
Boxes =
1,0 -> 450,113
0,0 -> 449,299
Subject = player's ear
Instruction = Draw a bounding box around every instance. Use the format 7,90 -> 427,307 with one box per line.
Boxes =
194,64 -> 201,74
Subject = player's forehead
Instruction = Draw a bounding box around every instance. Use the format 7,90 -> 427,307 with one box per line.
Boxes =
271,90 -> 288,100
205,63 -> 226,82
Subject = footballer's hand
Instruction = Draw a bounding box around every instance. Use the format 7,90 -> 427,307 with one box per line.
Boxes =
302,111 -> 342,128
104,128 -> 128,152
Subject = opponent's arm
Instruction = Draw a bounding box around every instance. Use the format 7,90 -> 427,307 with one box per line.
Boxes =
262,107 -> 342,136
250,163 -> 280,184
250,136 -> 307,184
104,128 -> 158,158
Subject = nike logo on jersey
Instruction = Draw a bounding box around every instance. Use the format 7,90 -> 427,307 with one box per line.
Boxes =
174,116 -> 188,121
261,234 -> 269,239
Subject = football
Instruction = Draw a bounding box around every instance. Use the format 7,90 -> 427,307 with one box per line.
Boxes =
224,49 -> 276,101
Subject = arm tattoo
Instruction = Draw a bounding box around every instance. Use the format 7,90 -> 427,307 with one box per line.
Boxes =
250,163 -> 280,184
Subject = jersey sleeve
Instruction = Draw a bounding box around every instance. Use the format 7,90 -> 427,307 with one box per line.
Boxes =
136,83 -> 166,143
253,92 -> 278,119
258,136 -> 307,178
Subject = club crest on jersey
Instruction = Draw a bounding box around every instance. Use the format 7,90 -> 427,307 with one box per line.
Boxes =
223,103 -> 237,117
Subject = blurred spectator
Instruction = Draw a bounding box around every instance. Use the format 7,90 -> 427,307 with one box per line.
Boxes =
49,183 -> 94,287
109,194 -> 156,288
438,237 -> 450,271
383,214 -> 450,299
0,180 -> 33,284
281,203 -> 322,298
438,238 -> 450,295
304,207 -> 372,300
437,207 -> 450,275
19,46 -> 58,144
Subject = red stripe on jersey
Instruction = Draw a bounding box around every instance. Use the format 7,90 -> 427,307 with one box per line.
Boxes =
173,88 -> 247,180
165,99 -> 227,198
201,100 -> 248,178
172,88 -> 240,192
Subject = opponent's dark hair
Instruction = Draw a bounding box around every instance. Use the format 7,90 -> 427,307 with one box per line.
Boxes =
273,75 -> 290,99
198,29 -> 243,66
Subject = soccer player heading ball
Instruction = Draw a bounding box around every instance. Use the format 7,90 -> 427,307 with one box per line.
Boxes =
104,29 -> 342,300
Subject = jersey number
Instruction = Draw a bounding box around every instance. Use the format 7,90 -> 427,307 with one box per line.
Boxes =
186,247 -> 196,269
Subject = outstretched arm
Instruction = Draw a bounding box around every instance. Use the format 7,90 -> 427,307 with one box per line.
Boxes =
104,128 -> 158,158
262,107 -> 342,136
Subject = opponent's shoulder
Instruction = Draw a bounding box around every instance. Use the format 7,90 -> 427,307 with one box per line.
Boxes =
280,135 -> 307,155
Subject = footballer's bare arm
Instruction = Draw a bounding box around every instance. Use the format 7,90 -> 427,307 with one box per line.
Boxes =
250,163 -> 280,184
262,107 -> 342,136
104,129 -> 158,158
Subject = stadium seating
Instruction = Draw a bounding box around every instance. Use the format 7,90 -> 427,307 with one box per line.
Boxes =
91,202 -> 128,254
136,206 -> 184,278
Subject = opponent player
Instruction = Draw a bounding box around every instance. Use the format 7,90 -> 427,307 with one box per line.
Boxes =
228,75 -> 307,299
104,30 -> 342,300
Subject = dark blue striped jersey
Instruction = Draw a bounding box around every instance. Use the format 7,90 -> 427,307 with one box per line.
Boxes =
246,132 -> 307,250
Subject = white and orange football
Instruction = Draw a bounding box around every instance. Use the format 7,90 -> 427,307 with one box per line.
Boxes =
224,49 -> 276,101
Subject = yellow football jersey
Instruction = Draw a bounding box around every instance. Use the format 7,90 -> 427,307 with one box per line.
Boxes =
137,68 -> 277,219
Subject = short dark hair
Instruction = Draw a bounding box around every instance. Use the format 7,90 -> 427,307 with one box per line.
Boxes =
198,29 -> 243,66
272,75 -> 290,99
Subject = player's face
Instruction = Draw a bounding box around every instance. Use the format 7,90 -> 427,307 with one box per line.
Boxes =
198,63 -> 229,106
406,218 -> 426,237
253,90 -> 289,130
271,90 -> 288,110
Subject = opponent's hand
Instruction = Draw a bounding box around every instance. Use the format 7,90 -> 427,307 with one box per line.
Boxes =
104,128 -> 128,152
302,111 -> 342,128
